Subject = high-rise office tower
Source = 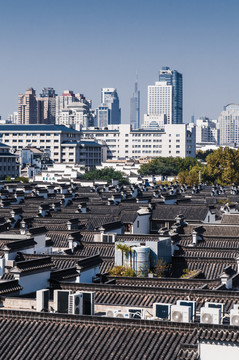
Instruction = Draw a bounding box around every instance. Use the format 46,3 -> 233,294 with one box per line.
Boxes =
37,87 -> 57,124
218,103 -> 239,146
96,106 -> 110,128
100,88 -> 121,125
18,87 -> 38,124
130,78 -> 140,129
159,67 -> 183,124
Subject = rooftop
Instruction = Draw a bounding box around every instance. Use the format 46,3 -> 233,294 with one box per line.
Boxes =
0,124 -> 80,133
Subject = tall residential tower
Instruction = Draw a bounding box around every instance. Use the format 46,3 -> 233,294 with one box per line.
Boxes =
18,88 -> 38,124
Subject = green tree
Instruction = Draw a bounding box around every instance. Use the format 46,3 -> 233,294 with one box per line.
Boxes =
81,167 -> 129,185
196,149 -> 214,161
206,147 -> 239,185
138,156 -> 198,176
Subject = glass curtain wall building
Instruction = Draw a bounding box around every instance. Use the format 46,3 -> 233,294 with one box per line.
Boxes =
159,67 -> 183,124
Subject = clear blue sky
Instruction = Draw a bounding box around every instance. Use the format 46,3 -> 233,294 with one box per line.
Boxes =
1,0 -> 239,123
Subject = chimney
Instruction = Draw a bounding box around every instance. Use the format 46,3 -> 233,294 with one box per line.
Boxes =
192,230 -> 198,246
20,220 -> 27,235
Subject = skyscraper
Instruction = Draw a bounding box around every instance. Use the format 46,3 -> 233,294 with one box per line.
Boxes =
100,88 -> 121,125
218,103 -> 239,146
18,87 -> 38,124
37,87 -> 57,124
159,67 -> 183,124
130,78 -> 140,129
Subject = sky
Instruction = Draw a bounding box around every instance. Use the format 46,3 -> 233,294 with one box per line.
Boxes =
1,0 -> 239,124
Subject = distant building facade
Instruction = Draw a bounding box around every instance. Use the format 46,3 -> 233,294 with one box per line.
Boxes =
8,112 -> 18,124
18,88 -> 38,124
37,87 -> 57,125
195,117 -> 219,147
0,125 -> 81,163
81,123 -> 195,160
96,88 -> 121,126
0,143 -> 18,179
219,104 -> 239,146
55,90 -> 94,130
145,67 -> 183,126
130,79 -> 140,129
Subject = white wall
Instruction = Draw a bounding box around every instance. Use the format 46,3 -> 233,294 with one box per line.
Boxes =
79,266 -> 99,283
132,214 -> 150,234
15,271 -> 51,295
200,342 -> 239,360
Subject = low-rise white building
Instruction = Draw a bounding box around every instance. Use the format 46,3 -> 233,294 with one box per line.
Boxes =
0,124 -> 81,163
81,124 -> 195,160
34,163 -> 83,182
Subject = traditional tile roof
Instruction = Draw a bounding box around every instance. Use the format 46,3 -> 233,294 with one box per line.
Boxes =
108,276 -> 221,290
2,238 -> 36,252
152,205 -> 211,222
221,214 -> 239,224
2,309 -> 239,360
172,256 -> 237,279
11,257 -> 53,274
0,280 -> 22,294
117,234 -> 160,242
72,242 -> 115,258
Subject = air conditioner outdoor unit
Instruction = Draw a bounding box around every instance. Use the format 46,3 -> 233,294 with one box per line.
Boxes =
54,290 -> 72,313
36,289 -> 49,312
113,310 -> 125,318
200,307 -> 221,325
176,300 -> 196,320
128,308 -> 144,319
171,305 -> 191,323
230,309 -> 239,326
233,304 -> 239,311
68,293 -> 82,315
68,292 -> 95,315
153,303 -> 171,320
81,291 -> 95,315
205,302 -> 224,320
106,309 -> 114,317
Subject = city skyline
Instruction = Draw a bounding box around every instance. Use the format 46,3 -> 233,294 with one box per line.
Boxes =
1,1 -> 239,123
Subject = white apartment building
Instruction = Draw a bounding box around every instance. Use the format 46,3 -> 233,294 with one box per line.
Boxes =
8,112 -> 18,124
218,103 -> 239,146
0,125 -> 81,163
55,91 -> 94,129
147,81 -> 172,124
81,124 -> 196,160
194,118 -> 219,147
61,141 -> 105,168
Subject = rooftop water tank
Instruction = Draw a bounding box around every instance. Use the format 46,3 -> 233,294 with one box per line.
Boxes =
131,246 -> 150,275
